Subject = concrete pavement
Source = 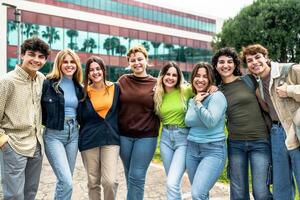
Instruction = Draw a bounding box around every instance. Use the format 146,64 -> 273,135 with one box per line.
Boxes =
36,154 -> 230,200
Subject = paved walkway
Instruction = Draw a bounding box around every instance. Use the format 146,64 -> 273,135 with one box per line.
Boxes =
36,154 -> 230,200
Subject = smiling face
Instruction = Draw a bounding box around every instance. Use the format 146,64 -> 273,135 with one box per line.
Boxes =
245,53 -> 269,76
162,66 -> 178,91
128,52 -> 148,77
193,68 -> 209,93
61,54 -> 77,79
21,50 -> 46,77
88,62 -> 104,83
216,55 -> 235,80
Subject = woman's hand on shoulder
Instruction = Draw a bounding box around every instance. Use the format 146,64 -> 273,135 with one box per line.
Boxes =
207,85 -> 218,94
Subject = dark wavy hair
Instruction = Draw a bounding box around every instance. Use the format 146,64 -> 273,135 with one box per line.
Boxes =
82,56 -> 107,101
21,37 -> 50,58
212,47 -> 242,86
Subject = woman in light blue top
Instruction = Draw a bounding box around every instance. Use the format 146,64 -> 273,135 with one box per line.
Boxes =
185,62 -> 227,200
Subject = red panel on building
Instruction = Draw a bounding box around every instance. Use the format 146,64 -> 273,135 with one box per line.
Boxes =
138,31 -> 148,40
63,18 -> 76,29
51,16 -> 63,27
76,20 -> 88,32
99,24 -> 110,35
119,28 -> 129,37
88,22 -> 99,33
110,26 -> 120,36
22,12 -> 37,24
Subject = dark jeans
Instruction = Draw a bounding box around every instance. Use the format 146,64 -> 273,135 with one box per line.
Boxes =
228,139 -> 272,200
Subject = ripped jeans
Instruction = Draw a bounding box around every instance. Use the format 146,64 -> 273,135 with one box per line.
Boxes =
227,139 -> 272,200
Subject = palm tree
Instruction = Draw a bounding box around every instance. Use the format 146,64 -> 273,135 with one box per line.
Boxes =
124,37 -> 132,50
22,23 -> 39,38
142,41 -> 150,52
116,45 -> 127,56
42,27 -> 60,48
66,29 -> 79,50
164,43 -> 174,60
103,37 -> 120,55
81,38 -> 97,53
176,46 -> 186,62
151,41 -> 161,59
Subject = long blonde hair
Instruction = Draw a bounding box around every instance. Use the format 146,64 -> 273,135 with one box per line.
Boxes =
154,61 -> 186,116
47,48 -> 83,84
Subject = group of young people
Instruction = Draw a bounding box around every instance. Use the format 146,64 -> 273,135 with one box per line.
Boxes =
0,36 -> 299,200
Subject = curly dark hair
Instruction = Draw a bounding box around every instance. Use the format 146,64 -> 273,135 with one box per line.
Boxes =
21,37 -> 50,58
212,47 -> 242,85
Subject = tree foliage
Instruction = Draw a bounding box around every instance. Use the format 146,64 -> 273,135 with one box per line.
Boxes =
213,0 -> 300,62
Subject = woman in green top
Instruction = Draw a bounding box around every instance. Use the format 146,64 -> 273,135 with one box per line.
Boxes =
154,61 -> 193,200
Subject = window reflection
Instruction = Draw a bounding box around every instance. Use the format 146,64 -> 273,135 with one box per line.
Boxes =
7,21 -> 213,79
56,0 -> 216,32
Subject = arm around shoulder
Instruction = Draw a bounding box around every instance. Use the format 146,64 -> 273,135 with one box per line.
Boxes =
286,64 -> 300,102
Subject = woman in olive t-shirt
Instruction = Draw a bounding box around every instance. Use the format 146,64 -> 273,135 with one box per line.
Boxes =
212,47 -> 272,200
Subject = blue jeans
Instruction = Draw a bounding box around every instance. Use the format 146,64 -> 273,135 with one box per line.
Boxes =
271,124 -> 300,200
228,139 -> 272,200
44,119 -> 79,200
186,140 -> 226,200
120,136 -> 157,200
160,126 -> 188,200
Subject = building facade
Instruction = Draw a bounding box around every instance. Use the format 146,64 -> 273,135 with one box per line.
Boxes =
0,0 -> 221,80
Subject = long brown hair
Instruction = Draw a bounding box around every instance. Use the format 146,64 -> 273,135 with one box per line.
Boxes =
190,62 -> 215,94
82,56 -> 108,101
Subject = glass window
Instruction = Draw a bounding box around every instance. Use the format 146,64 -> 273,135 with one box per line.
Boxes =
100,33 -> 111,55
76,30 -> 87,52
163,43 -> 175,60
7,21 -> 18,46
22,23 -> 40,40
40,25 -> 63,51
65,29 -> 80,51
80,32 -> 99,53
7,58 -> 17,72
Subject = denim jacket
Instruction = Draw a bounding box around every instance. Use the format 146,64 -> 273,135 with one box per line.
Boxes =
41,78 -> 83,130
269,62 -> 300,150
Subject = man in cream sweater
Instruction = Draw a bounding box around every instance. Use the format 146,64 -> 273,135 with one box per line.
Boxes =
0,37 -> 50,200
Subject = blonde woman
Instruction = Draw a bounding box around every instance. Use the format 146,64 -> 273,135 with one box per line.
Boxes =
153,61 -> 193,200
41,48 -> 83,200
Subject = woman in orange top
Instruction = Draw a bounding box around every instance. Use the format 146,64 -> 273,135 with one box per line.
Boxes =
78,56 -> 120,200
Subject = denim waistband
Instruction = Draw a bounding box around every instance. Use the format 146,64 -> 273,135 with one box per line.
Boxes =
164,124 -> 182,130
65,117 -> 76,124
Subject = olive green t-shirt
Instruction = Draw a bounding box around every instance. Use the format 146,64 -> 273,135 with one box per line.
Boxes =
221,78 -> 268,140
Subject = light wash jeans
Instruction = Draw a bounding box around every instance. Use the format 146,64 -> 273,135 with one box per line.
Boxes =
44,119 -> 79,200
120,136 -> 157,200
0,143 -> 42,200
186,140 -> 226,200
160,126 -> 188,200
228,139 -> 272,200
271,124 -> 300,200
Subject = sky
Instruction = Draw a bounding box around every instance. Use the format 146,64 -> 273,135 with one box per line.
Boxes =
137,0 -> 254,19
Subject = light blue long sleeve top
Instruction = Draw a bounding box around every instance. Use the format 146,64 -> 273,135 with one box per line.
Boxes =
185,91 -> 227,143
60,76 -> 78,118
